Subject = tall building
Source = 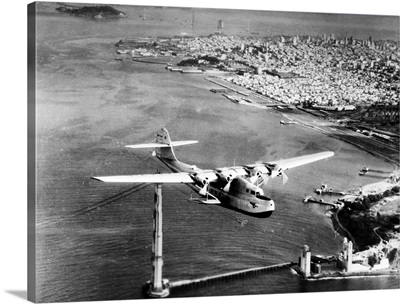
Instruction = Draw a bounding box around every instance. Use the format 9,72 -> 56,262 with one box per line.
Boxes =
369,36 -> 374,43
217,20 -> 224,32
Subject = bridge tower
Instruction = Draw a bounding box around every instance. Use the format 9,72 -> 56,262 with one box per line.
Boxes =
343,237 -> 353,272
144,184 -> 170,297
300,245 -> 311,277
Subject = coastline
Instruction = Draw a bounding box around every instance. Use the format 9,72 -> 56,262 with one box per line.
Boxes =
204,75 -> 399,167
283,110 -> 399,167
292,265 -> 399,280
203,74 -> 400,276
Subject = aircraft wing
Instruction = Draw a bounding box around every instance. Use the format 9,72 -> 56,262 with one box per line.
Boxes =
92,172 -> 195,184
265,151 -> 334,170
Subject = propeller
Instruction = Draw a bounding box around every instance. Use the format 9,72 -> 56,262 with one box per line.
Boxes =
266,164 -> 289,185
223,179 -> 232,192
282,172 -> 289,185
245,166 -> 269,186
249,170 -> 263,184
215,170 -> 235,193
245,164 -> 287,187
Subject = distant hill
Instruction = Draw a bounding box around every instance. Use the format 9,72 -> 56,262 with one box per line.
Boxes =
56,5 -> 127,19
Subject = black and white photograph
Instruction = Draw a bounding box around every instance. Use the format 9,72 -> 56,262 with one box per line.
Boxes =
7,0 -> 400,303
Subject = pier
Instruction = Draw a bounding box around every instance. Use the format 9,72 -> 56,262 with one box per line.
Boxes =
314,184 -> 347,195
303,195 -> 337,206
169,262 -> 295,290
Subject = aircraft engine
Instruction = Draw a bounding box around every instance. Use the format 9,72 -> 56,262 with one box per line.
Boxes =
216,168 -> 240,182
224,174 -> 232,182
245,166 -> 269,185
189,173 -> 211,196
266,164 -> 288,185
202,178 -> 209,185
190,172 -> 218,186
253,169 -> 263,178
247,170 -> 260,183
216,168 -> 242,192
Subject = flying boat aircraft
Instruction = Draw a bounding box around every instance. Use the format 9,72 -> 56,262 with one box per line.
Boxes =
93,128 -> 334,218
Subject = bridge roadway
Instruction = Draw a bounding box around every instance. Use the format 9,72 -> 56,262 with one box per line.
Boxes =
169,262 -> 296,289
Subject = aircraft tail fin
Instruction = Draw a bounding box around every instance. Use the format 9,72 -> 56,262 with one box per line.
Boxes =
125,128 -> 197,161
156,128 -> 178,161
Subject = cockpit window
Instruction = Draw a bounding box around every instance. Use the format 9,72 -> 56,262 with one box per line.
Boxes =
250,190 -> 255,195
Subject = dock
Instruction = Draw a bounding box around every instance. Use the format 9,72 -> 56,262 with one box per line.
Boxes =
222,93 -> 239,103
358,167 -> 393,176
280,120 -> 295,125
303,196 -> 337,206
314,184 -> 346,195
169,262 -> 295,289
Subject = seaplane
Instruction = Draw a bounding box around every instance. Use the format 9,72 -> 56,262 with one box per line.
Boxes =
93,128 -> 334,218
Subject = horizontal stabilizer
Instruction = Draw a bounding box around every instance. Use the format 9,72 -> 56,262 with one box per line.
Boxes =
92,172 -> 195,184
170,140 -> 198,146
126,143 -> 169,149
126,140 -> 198,149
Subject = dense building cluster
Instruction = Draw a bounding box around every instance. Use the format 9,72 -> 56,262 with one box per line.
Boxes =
176,34 -> 399,107
117,33 -> 399,110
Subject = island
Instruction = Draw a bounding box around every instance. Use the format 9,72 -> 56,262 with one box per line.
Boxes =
56,4 -> 127,19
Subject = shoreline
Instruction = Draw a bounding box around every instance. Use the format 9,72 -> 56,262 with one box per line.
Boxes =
225,78 -> 399,167
201,73 -> 400,275
204,75 -> 399,167
292,265 -> 399,280
282,110 -> 399,167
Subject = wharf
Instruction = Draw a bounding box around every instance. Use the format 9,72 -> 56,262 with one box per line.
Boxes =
222,93 -> 239,103
206,77 -> 249,96
314,184 -> 347,195
169,262 -> 295,289
303,196 -> 337,206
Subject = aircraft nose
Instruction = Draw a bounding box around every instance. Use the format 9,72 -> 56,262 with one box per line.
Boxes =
269,199 -> 275,210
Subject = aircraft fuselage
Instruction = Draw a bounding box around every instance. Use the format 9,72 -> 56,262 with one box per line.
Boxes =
157,156 -> 275,217
205,180 -> 275,217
